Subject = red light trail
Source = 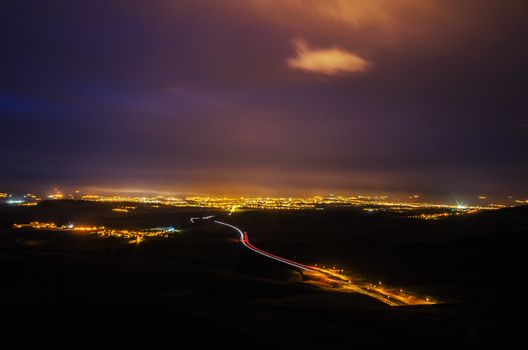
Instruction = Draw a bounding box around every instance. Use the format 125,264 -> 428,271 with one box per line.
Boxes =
193,217 -> 436,306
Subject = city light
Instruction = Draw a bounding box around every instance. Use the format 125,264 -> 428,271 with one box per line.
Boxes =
13,221 -> 180,242
6,199 -> 25,205
47,189 -> 64,200
455,201 -> 468,210
63,193 -> 502,215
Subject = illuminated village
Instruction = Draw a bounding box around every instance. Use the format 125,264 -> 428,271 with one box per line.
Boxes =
13,221 -> 179,245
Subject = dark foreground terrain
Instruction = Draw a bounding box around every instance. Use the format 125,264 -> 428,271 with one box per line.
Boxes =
0,200 -> 526,346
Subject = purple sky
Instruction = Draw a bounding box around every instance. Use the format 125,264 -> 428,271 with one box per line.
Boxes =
1,1 -> 527,200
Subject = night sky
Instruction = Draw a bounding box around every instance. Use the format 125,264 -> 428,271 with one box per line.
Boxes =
1,1 -> 527,200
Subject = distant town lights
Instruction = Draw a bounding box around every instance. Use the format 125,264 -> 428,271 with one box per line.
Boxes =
456,202 -> 468,210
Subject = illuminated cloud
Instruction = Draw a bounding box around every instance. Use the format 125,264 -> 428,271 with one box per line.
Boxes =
250,0 -> 393,29
287,39 -> 372,76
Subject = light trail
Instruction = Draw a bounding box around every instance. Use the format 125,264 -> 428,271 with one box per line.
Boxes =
190,215 -> 215,224
214,220 -> 313,271
192,217 -> 436,306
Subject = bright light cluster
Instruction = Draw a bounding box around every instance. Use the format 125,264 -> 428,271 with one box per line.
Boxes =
111,206 -> 136,213
13,221 -> 180,244
410,213 -> 451,220
309,265 -> 436,306
77,194 -> 501,213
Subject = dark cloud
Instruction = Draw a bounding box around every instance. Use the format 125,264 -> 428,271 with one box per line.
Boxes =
1,0 -> 527,200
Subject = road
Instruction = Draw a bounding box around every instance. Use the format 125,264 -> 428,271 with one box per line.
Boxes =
192,217 -> 436,306
214,220 -> 313,272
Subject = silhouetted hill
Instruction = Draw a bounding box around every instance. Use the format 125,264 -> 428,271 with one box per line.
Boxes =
0,200 -> 526,344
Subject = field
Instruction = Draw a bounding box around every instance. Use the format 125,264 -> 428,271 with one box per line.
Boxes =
0,200 -> 526,345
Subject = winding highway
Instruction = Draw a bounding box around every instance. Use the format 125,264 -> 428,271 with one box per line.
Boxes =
191,216 -> 436,307
214,220 -> 313,272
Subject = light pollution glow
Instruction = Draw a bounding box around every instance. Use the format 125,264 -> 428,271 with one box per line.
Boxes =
1,0 -> 527,199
